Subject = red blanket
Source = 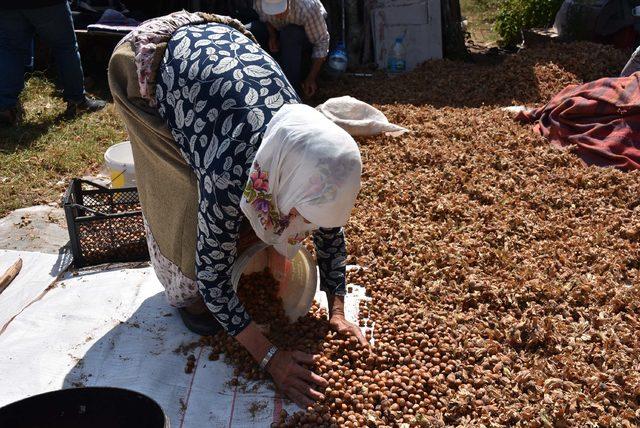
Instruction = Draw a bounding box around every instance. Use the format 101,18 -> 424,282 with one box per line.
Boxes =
516,72 -> 640,170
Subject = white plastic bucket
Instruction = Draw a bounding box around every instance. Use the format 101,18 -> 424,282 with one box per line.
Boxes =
104,141 -> 136,188
230,243 -> 317,321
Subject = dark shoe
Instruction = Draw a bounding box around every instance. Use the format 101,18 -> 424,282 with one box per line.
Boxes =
0,103 -> 23,127
65,96 -> 106,117
178,307 -> 223,336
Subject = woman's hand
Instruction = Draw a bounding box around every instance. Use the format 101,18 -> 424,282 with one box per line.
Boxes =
330,314 -> 369,347
327,294 -> 370,347
236,323 -> 327,407
267,350 -> 328,408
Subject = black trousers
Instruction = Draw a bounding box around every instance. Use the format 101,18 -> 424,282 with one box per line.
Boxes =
246,20 -> 311,93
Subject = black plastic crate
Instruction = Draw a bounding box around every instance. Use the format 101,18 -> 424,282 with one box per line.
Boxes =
63,179 -> 149,267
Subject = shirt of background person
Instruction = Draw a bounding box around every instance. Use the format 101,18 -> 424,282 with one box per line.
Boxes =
254,0 -> 329,59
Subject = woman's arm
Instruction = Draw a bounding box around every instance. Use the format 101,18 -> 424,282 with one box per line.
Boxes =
313,228 -> 369,347
190,179 -> 327,405
194,190 -> 327,406
194,211 -> 327,406
312,227 -> 347,296
235,322 -> 272,361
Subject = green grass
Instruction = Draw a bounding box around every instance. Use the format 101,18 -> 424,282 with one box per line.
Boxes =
460,0 -> 502,45
0,75 -> 127,217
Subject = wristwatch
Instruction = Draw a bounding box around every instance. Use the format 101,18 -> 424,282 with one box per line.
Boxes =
260,345 -> 278,370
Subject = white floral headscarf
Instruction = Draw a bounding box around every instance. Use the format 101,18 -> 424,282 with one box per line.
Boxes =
240,104 -> 362,258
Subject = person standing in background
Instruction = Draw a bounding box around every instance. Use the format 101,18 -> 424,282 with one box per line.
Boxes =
248,0 -> 329,98
0,0 -> 106,126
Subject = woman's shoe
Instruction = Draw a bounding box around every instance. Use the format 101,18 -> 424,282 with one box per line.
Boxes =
178,307 -> 223,336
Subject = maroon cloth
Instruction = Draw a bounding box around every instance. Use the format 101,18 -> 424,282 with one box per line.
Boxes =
516,72 -> 640,171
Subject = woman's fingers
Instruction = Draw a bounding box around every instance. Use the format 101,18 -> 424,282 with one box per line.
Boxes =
352,326 -> 371,347
287,387 -> 313,409
291,351 -> 317,365
268,350 -> 327,409
293,364 -> 328,387
336,321 -> 371,348
292,378 -> 325,401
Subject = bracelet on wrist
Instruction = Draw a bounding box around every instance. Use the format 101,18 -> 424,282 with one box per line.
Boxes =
259,345 -> 278,370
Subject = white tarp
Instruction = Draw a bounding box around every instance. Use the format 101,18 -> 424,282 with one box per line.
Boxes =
0,251 -> 369,427
0,206 -> 69,254
0,250 -> 67,332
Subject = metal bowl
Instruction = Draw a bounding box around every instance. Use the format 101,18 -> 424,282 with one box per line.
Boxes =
0,387 -> 169,428
231,243 -> 317,321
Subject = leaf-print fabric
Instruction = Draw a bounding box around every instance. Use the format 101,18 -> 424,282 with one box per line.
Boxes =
156,23 -> 347,336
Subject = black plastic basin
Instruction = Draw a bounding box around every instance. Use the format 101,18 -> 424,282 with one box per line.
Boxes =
0,387 -> 169,428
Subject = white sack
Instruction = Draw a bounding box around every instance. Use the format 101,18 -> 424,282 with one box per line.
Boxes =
316,96 -> 409,137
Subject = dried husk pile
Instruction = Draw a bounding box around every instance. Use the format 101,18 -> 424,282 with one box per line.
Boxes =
199,43 -> 640,427
337,104 -> 640,426
323,42 -> 630,108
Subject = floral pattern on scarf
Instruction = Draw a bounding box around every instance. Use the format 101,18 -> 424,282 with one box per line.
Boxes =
243,162 -> 294,235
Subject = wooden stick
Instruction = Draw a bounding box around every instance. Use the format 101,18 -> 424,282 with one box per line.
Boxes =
0,258 -> 22,294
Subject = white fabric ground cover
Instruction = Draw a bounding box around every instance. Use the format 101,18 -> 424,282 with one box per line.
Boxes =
0,250 -> 368,427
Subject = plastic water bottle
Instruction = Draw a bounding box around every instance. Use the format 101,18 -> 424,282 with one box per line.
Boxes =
328,41 -> 348,75
387,36 -> 406,74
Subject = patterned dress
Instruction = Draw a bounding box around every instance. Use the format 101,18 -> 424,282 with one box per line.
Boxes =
156,22 -> 347,336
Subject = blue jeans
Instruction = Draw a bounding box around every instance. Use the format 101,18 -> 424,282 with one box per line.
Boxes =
247,21 -> 311,91
0,2 -> 85,109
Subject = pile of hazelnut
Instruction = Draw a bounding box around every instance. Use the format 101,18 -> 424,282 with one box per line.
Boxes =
194,42 -> 639,426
